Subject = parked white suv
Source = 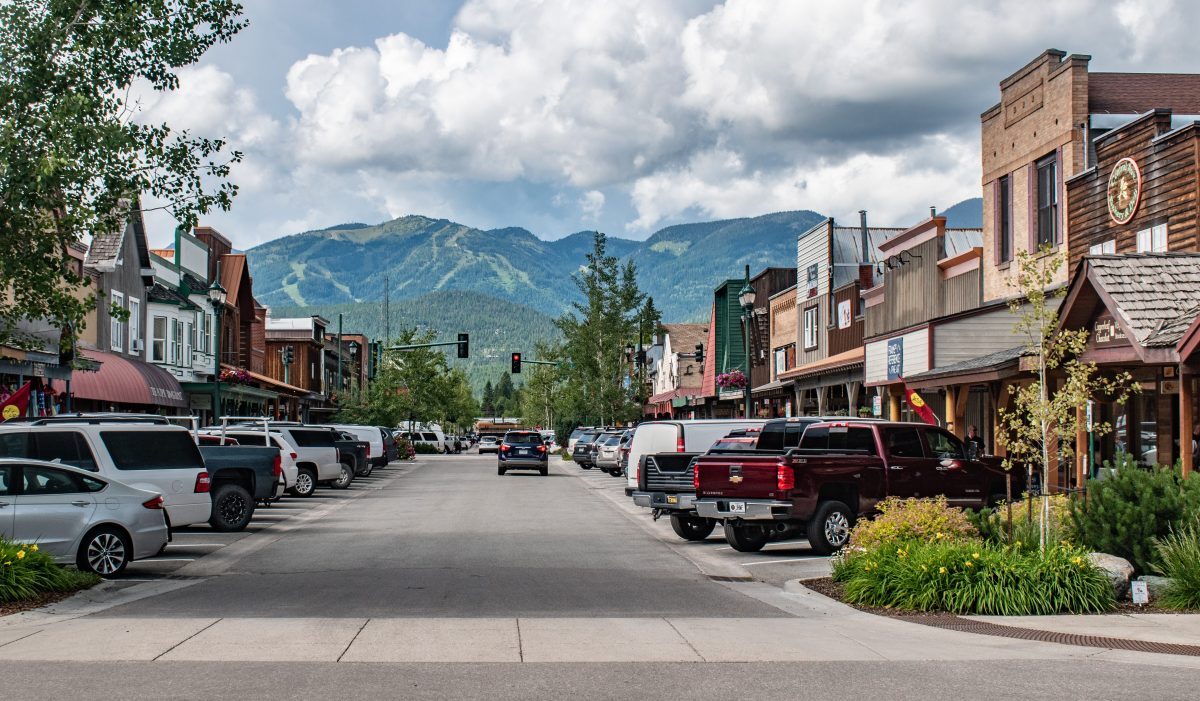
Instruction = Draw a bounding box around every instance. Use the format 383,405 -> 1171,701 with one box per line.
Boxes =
0,419 -> 213,528
227,423 -> 343,497
318,424 -> 386,467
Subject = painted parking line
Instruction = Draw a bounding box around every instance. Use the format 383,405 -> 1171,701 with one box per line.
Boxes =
143,557 -> 195,562
741,558 -> 825,566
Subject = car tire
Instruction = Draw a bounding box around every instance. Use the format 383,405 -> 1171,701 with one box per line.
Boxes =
671,515 -> 716,541
723,521 -> 769,553
290,468 -> 316,498
539,465 -> 548,476
498,465 -> 506,476
807,500 -> 855,555
209,483 -> 255,532
331,463 -> 354,490
580,463 -> 592,470
77,526 -> 132,578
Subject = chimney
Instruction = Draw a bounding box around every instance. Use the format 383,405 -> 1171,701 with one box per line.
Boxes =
859,210 -> 869,263
930,206 -> 937,218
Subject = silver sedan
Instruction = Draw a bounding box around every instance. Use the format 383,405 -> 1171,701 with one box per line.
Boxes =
0,458 -> 169,577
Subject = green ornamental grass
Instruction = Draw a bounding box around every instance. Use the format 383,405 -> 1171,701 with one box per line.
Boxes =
832,539 -> 1114,616
1153,519 -> 1200,610
0,538 -> 100,604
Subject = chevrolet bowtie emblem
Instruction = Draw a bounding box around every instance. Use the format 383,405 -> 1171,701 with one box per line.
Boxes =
729,475 -> 743,484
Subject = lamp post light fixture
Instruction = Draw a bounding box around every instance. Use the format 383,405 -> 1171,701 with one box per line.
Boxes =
207,277 -> 228,424
738,264 -> 756,419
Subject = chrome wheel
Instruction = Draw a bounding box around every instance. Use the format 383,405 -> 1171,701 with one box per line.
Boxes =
824,511 -> 851,547
294,471 -> 314,496
86,532 -> 127,576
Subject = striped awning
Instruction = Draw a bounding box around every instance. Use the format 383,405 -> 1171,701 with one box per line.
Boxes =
71,348 -> 187,408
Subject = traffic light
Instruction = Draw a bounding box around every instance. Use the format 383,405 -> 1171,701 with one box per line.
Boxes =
282,345 -> 295,364
457,333 -> 469,359
511,352 -> 522,373
694,343 -> 704,364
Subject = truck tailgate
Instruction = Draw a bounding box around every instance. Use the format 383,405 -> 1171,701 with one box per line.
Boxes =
694,455 -> 784,499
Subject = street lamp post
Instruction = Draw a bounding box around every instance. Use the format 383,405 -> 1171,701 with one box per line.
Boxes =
738,265 -> 756,420
207,276 -> 228,425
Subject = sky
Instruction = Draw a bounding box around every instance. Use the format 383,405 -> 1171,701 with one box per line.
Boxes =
138,0 -> 1200,248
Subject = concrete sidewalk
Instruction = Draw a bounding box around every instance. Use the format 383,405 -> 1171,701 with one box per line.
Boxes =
1,614 -> 1199,668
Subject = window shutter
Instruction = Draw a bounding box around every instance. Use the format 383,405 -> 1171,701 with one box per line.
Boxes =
1056,146 -> 1065,246
991,179 -> 1001,263
1027,163 -> 1037,253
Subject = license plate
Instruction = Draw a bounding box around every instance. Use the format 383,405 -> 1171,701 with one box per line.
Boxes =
729,502 -> 746,514
518,449 -> 528,456
666,495 -> 678,505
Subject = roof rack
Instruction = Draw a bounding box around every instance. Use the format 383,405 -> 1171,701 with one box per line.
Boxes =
5,413 -> 172,426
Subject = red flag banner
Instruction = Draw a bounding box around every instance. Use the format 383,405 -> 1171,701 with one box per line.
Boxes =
0,381 -> 32,422
902,380 -> 939,426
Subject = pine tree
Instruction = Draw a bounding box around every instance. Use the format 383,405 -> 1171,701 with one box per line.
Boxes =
481,381 -> 495,418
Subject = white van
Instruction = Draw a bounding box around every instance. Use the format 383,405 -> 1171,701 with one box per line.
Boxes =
624,419 -> 766,493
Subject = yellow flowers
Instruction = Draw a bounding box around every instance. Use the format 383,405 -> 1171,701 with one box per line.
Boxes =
920,564 -> 928,572
938,566 -> 947,574
897,548 -> 908,559
30,544 -> 38,552
972,552 -> 981,559
964,561 -> 974,568
16,550 -> 25,560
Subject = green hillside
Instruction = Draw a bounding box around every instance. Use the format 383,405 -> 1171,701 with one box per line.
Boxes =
247,211 -> 826,322
269,289 -> 558,393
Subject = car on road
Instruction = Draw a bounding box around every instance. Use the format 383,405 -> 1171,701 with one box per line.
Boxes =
692,420 -> 1015,554
593,430 -> 625,476
497,431 -> 549,476
571,429 -> 602,469
0,417 -> 213,529
478,436 -> 501,454
0,457 -> 169,577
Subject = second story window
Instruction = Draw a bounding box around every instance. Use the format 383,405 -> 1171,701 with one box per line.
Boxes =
151,316 -> 167,363
1089,240 -> 1116,256
1136,224 -> 1168,253
1036,153 -> 1058,247
110,291 -> 125,352
127,297 -> 141,355
999,175 -> 1012,262
803,306 -> 818,350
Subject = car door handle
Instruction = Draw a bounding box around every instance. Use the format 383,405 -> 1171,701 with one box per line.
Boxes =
71,500 -> 90,507
889,466 -> 903,471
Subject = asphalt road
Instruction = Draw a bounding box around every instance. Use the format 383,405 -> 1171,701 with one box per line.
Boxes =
94,454 -> 783,618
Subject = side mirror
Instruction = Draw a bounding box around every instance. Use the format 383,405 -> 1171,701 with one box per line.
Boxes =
939,459 -> 963,471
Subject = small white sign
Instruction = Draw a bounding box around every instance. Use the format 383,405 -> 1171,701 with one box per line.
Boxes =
838,299 -> 852,329
872,395 -> 882,417
1131,580 -> 1149,605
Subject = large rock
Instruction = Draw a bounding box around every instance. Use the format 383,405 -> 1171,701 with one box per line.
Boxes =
1088,553 -> 1134,600
1137,575 -> 1174,601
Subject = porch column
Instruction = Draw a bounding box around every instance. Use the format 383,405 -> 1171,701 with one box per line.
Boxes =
943,387 -> 956,434
846,381 -> 861,415
816,385 -> 828,415
888,385 -> 901,421
992,381 -> 1012,459
1182,368 -> 1194,478
1075,405 -> 1087,490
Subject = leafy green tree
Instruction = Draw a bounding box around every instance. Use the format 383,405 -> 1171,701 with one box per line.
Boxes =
997,247 -> 1136,550
555,231 -> 646,426
0,0 -> 246,349
520,341 -> 565,430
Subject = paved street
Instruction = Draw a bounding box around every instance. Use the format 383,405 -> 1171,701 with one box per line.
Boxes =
2,454 -> 1200,699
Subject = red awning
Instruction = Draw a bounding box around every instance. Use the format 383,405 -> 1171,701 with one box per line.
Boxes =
71,348 -> 188,409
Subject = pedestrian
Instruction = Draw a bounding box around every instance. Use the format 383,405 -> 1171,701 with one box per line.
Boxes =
965,424 -> 986,459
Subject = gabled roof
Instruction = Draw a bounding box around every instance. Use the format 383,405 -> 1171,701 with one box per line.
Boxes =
1061,253 -> 1200,362
85,228 -> 125,270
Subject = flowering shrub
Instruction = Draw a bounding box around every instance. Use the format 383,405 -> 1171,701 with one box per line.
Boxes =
848,496 -> 977,550
832,539 -> 1113,615
219,367 -> 252,385
0,538 -> 99,603
715,369 -> 747,390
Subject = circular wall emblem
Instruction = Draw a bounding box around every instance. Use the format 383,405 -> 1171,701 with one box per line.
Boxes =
1107,157 -> 1141,225
1,405 -> 19,420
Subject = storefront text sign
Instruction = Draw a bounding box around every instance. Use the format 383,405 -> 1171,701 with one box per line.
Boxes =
1093,312 -> 1128,348
886,337 -> 904,380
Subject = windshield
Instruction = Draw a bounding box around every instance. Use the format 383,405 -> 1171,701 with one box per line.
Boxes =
568,428 -> 586,440
505,432 -> 543,445
601,434 -> 622,446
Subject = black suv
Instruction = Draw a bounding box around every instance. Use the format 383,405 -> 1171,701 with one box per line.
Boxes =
497,431 -> 549,476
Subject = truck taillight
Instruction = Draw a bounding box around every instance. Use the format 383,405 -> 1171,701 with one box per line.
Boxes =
290,452 -> 298,460
777,464 -> 794,491
366,445 -> 372,457
272,455 -> 283,478
676,436 -> 685,452
194,471 -> 211,493
142,495 -> 164,510
693,464 -> 701,490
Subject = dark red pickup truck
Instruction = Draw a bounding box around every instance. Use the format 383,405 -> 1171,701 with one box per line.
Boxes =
693,420 -> 1013,554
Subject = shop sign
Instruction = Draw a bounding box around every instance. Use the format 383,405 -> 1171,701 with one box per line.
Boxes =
1093,312 -> 1128,348
886,337 -> 904,380
1161,380 -> 1180,395
837,299 -> 852,329
806,263 -> 819,298
872,394 -> 882,417
1107,157 -> 1141,225
30,362 -> 45,378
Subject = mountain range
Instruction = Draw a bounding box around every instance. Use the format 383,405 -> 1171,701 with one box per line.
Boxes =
246,200 -> 982,389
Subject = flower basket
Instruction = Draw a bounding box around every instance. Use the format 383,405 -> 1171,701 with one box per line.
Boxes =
715,369 -> 747,390
219,367 -> 252,385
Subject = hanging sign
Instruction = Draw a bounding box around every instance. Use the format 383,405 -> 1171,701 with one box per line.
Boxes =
1107,157 -> 1142,225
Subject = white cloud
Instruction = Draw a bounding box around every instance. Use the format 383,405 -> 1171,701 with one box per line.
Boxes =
136,0 -> 1200,245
